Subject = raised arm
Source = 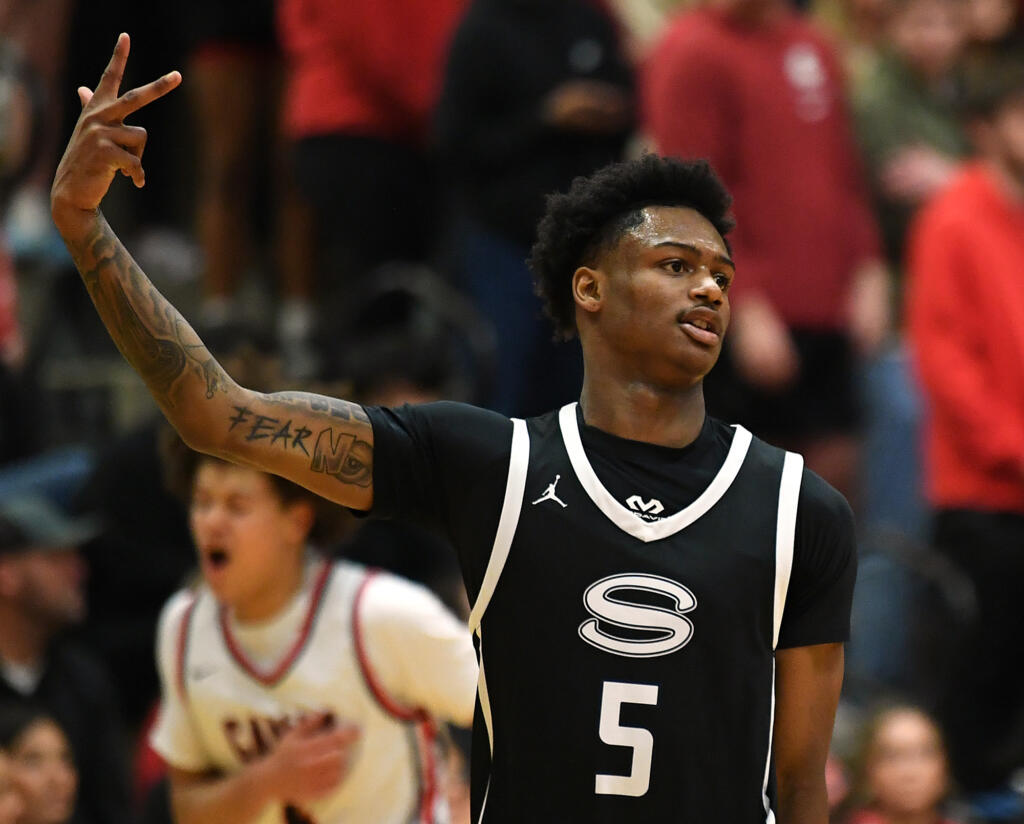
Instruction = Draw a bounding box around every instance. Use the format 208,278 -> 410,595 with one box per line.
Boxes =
50,34 -> 374,510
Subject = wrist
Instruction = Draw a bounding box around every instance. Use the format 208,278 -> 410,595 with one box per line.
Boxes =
245,753 -> 282,807
50,199 -> 99,243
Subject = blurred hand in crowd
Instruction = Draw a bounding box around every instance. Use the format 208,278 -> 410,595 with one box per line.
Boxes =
880,144 -> 960,203
847,260 -> 892,357
728,294 -> 801,391
542,79 -> 632,134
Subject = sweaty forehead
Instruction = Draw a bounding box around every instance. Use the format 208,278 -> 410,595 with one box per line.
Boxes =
625,206 -> 727,254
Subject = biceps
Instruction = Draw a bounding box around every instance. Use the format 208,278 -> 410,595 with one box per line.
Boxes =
214,390 -> 376,510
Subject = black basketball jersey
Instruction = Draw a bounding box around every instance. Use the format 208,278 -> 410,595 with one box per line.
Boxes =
467,403 -> 803,823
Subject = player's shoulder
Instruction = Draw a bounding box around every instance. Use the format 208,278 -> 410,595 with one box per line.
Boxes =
353,565 -> 457,632
156,585 -> 203,646
797,466 -> 856,535
368,399 -> 512,442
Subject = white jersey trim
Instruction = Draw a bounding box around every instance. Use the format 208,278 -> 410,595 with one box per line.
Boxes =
762,450 -> 803,823
558,403 -> 753,543
468,417 -> 529,633
761,658 -> 777,824
475,630 -> 494,824
773,451 -> 803,649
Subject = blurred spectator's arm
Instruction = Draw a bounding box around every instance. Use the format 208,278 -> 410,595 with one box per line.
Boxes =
846,258 -> 892,356
907,211 -> 1024,474
773,643 -> 845,824
826,49 -> 885,278
643,30 -> 799,388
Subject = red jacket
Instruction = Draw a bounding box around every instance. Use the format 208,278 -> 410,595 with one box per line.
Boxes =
642,8 -> 880,329
907,164 -> 1024,513
278,0 -> 467,143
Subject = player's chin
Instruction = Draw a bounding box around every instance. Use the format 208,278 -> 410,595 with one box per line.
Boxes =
671,343 -> 721,379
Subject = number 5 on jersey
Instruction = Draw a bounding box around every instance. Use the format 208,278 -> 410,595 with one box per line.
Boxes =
595,681 -> 659,797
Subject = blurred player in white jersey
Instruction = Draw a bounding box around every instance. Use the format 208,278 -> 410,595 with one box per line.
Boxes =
150,443 -> 477,824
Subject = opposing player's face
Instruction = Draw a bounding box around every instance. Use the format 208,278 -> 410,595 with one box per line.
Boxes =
866,710 -> 948,816
190,462 -> 311,615
594,206 -> 732,384
8,720 -> 76,824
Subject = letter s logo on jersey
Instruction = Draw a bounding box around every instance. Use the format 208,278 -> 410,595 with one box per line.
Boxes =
578,574 -> 696,658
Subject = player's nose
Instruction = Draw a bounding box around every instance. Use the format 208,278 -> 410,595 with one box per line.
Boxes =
688,270 -> 723,305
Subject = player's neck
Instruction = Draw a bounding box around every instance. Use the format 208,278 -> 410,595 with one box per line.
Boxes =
229,554 -> 308,624
578,372 -> 706,448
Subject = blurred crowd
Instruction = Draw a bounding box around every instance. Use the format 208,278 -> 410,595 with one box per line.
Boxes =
0,0 -> 1022,821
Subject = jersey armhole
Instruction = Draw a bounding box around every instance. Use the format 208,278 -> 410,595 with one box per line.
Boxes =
175,594 -> 198,701
351,572 -> 442,822
467,417 -> 530,634
351,570 -> 427,723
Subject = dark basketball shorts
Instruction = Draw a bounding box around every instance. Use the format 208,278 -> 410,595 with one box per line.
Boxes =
182,0 -> 277,52
703,327 -> 861,443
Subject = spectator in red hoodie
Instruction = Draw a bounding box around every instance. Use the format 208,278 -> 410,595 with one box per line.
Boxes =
643,0 -> 890,500
906,55 -> 1024,806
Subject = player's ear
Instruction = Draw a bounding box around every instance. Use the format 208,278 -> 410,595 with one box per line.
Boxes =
573,265 -> 604,315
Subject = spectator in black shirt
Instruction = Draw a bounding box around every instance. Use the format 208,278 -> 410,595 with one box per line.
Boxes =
0,495 -> 133,824
435,0 -> 635,416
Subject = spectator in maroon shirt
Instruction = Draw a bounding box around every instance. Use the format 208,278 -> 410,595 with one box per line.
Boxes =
643,0 -> 889,500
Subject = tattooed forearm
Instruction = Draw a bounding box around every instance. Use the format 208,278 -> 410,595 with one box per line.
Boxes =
68,216 -> 229,407
108,278 -> 187,396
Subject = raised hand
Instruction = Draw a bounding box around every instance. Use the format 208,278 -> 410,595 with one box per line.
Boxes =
51,33 -> 180,223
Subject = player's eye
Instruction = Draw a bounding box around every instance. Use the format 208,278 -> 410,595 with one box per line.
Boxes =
714,274 -> 731,290
666,260 -> 691,274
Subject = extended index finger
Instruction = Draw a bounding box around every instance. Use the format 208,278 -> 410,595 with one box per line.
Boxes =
109,70 -> 182,120
94,33 -> 130,102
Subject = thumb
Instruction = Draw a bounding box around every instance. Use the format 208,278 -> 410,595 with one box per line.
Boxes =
78,86 -> 94,108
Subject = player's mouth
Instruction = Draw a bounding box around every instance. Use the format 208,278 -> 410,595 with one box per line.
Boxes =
201,547 -> 231,572
677,307 -> 722,346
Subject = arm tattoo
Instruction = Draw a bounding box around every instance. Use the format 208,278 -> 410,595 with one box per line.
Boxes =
310,428 -> 373,487
226,404 -> 370,484
267,392 -> 371,424
70,217 -> 228,406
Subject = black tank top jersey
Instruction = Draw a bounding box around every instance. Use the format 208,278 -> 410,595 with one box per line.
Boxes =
467,405 -> 802,823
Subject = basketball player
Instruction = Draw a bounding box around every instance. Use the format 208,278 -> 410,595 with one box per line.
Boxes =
51,35 -> 856,823
151,446 -> 478,823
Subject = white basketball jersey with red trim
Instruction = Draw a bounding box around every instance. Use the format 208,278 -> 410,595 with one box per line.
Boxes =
167,560 -> 445,824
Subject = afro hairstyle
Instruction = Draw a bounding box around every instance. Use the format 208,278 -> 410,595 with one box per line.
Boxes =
528,155 -> 735,340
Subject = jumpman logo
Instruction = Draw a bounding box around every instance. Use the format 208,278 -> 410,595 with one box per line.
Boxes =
532,475 -> 567,508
